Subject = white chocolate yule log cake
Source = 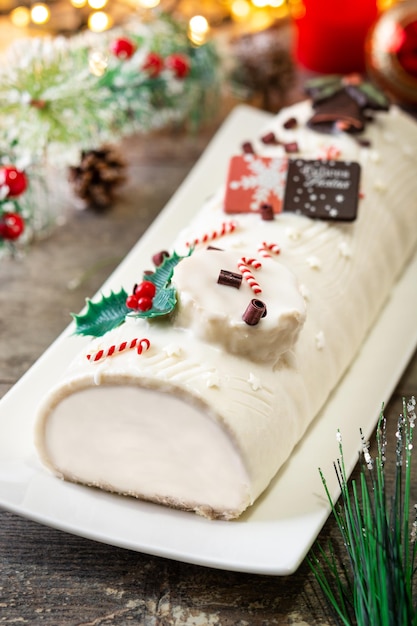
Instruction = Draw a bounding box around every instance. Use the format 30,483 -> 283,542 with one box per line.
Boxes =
35,77 -> 417,521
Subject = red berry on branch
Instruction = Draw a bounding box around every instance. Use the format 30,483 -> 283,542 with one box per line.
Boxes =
137,296 -> 153,312
134,280 -> 156,299
0,212 -> 25,241
0,166 -> 27,197
142,52 -> 164,77
110,37 -> 136,60
165,53 -> 190,79
126,294 -> 139,309
127,280 -> 157,312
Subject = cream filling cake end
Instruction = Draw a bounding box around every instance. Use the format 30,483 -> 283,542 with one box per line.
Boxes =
36,383 -> 252,520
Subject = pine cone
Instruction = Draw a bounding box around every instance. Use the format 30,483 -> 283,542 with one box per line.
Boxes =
231,20 -> 295,111
68,145 -> 127,211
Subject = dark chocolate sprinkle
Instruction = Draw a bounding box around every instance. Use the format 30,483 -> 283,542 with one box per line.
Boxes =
242,299 -> 267,325
152,250 -> 169,266
218,269 -> 242,289
260,202 -> 274,221
284,142 -> 299,154
242,141 -> 255,154
207,245 -> 224,251
308,90 -> 366,134
283,116 -> 298,129
261,131 -> 279,145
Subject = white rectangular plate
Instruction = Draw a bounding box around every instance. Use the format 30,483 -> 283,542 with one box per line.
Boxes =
0,105 -> 416,575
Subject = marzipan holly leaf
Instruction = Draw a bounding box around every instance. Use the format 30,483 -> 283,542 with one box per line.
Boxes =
72,288 -> 129,337
147,251 -> 185,290
129,249 -> 190,319
133,285 -> 177,319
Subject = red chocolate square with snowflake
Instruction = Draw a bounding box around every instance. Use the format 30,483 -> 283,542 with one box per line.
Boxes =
224,154 -> 288,214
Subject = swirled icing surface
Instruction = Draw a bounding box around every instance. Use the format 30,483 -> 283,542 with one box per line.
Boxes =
172,248 -> 306,362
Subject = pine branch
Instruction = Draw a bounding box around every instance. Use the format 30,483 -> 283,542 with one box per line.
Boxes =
309,397 -> 417,626
0,14 -> 221,164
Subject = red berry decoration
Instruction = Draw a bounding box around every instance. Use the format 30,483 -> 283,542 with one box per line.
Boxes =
126,294 -> 139,309
142,52 -> 164,77
110,37 -> 136,60
0,166 -> 27,197
165,53 -> 190,79
0,212 -> 25,241
126,280 -> 157,311
137,296 -> 153,312
134,280 -> 156,299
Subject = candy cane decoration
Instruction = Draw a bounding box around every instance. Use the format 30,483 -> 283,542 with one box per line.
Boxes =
240,256 -> 262,269
87,337 -> 150,362
257,242 -> 281,258
186,220 -> 238,248
238,258 -> 262,294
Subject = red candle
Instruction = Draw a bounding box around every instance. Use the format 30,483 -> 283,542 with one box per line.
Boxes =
294,0 -> 380,74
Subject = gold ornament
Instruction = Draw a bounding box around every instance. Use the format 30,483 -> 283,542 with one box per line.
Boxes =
366,0 -> 417,104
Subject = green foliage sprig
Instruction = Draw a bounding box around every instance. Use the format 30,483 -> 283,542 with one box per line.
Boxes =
309,397 -> 417,625
0,13 -> 220,165
0,13 -> 220,248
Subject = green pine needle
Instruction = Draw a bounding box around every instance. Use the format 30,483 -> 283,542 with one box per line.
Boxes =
309,398 -> 417,626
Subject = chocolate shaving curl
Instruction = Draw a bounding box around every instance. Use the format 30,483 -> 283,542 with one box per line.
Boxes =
283,116 -> 298,129
242,299 -> 267,325
308,90 -> 366,133
218,269 -> 242,289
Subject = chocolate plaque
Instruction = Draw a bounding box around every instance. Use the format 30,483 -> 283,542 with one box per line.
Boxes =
283,158 -> 361,222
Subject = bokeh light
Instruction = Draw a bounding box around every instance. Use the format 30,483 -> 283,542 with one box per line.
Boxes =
88,10 -> 112,31
30,3 -> 50,24
10,6 -> 31,27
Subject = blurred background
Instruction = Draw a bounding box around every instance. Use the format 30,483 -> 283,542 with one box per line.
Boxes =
1,0 -> 416,249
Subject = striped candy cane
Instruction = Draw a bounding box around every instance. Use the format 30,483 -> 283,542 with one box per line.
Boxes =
238,258 -> 262,294
87,337 -> 150,362
258,242 -> 281,258
240,256 -> 262,269
186,220 -> 238,248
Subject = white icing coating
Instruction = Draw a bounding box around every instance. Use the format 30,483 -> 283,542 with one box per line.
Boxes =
35,100 -> 417,520
172,248 -> 306,362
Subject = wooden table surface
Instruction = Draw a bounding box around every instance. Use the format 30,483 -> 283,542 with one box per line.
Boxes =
1,101 -> 416,626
